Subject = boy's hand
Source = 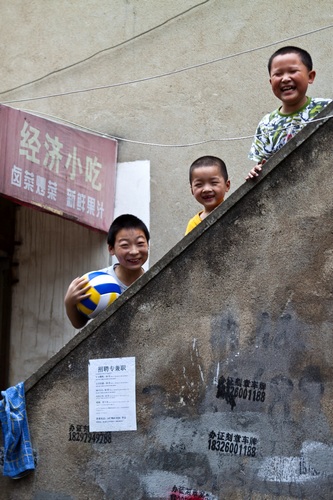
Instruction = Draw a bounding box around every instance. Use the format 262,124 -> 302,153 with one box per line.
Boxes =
64,276 -> 91,308
245,159 -> 266,181
64,276 -> 91,329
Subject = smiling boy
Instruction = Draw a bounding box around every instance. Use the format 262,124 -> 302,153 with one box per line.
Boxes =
246,46 -> 331,180
185,156 -> 230,235
65,214 -> 149,328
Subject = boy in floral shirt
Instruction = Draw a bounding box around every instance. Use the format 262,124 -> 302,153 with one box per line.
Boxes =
246,46 -> 331,180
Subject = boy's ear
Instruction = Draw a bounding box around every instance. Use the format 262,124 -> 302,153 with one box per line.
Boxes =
108,244 -> 115,256
308,70 -> 316,84
226,179 -> 231,192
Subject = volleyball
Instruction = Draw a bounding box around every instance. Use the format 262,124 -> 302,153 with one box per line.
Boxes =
77,270 -> 121,319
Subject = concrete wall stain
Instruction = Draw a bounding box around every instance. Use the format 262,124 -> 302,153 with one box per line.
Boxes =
1,106 -> 333,499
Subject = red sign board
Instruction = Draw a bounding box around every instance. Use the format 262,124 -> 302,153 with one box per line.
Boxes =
0,104 -> 118,232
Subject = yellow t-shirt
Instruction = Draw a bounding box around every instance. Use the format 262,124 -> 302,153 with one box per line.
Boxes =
185,212 -> 203,235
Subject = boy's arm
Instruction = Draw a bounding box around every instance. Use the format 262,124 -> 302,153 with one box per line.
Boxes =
248,121 -> 269,156
64,276 -> 91,329
245,159 -> 266,181
185,213 -> 201,235
185,220 -> 194,235
246,116 -> 270,181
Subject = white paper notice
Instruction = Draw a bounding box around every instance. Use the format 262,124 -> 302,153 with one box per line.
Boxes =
88,357 -> 137,432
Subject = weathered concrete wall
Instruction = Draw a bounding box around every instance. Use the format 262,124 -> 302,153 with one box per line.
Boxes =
2,0 -> 332,385
1,105 -> 332,499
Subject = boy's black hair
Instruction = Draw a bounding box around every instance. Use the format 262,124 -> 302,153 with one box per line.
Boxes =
189,155 -> 228,184
268,46 -> 313,74
107,214 -> 150,247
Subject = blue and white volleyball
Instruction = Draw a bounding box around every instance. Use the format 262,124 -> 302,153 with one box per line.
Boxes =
77,271 -> 121,319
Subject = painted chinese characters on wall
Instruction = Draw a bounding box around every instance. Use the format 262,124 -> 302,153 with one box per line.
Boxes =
0,105 -> 118,232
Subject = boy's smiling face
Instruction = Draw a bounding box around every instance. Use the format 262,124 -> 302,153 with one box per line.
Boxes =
109,228 -> 149,271
190,164 -> 230,215
269,52 -> 316,114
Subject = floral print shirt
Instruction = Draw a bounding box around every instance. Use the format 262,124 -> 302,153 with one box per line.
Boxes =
248,97 -> 332,163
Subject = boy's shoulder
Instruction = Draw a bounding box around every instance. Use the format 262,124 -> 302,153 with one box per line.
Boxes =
255,108 -> 284,131
185,212 -> 203,235
305,97 -> 332,119
310,97 -> 332,104
309,97 -> 332,105
257,97 -> 332,129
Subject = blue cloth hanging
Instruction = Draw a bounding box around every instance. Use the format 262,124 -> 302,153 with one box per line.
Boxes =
0,381 -> 35,478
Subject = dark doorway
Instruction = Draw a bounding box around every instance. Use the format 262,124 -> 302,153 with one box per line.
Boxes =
0,197 -> 16,391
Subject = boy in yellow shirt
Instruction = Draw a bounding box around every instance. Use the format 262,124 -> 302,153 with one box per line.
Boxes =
185,155 -> 230,235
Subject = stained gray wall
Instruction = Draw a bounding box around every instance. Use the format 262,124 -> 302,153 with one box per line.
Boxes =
2,0 -> 333,385
0,106 -> 332,499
